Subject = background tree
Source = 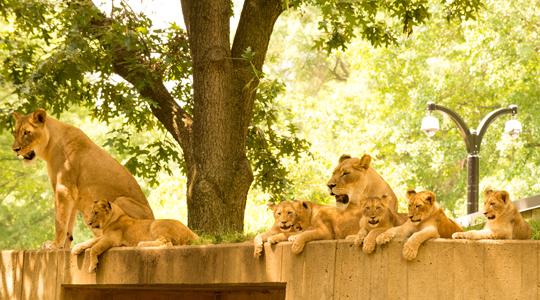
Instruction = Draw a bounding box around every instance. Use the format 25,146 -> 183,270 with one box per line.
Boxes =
0,0 -> 481,235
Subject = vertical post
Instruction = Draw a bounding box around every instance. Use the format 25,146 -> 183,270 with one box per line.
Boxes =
467,154 -> 479,214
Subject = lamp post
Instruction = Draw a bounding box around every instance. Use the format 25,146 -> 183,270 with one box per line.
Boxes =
421,102 -> 522,214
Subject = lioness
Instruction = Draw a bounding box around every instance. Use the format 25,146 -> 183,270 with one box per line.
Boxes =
72,199 -> 197,272
376,190 -> 462,260
253,200 -> 313,257
12,109 -> 154,249
453,189 -> 531,240
326,154 -> 398,211
345,195 -> 406,254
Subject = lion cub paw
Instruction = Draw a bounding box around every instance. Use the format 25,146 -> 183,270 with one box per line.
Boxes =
376,231 -> 395,245
253,245 -> 263,258
452,232 -> 467,239
42,240 -> 63,250
71,243 -> 87,255
291,240 -> 305,254
362,239 -> 376,254
402,241 -> 419,261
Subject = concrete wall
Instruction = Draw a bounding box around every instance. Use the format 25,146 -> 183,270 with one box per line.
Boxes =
1,239 -> 538,300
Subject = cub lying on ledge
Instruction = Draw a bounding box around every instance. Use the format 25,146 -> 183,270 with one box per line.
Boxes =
376,190 -> 462,260
254,200 -> 313,258
453,189 -> 531,240
72,199 -> 198,273
345,194 -> 406,254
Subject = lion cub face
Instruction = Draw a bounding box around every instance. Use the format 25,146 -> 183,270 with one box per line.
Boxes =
268,201 -> 298,233
87,199 -> 113,229
483,189 -> 510,220
406,190 -> 436,223
362,195 -> 390,228
327,154 -> 372,206
11,109 -> 49,161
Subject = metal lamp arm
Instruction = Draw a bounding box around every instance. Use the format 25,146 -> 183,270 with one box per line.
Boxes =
476,105 -> 518,150
427,102 -> 473,153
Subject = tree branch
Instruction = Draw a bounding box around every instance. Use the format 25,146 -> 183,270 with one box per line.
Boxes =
231,0 -> 283,133
73,0 -> 193,165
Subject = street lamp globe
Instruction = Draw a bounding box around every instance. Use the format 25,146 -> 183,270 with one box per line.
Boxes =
421,115 -> 440,137
504,119 -> 522,139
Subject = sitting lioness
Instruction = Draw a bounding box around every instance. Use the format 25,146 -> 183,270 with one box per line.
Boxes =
326,154 -> 398,211
376,190 -> 462,260
12,109 -> 154,249
253,200 -> 313,257
453,189 -> 531,240
72,199 -> 198,272
345,195 -> 406,254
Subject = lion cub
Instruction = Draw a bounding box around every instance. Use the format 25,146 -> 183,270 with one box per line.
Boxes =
254,200 -> 313,257
345,195 -> 406,254
453,189 -> 531,240
376,190 -> 462,260
72,199 -> 198,272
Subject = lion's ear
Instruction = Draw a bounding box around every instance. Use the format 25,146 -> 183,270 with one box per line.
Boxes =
425,192 -> 436,204
31,109 -> 47,126
12,112 -> 21,121
339,154 -> 351,163
406,189 -> 416,200
301,201 -> 310,210
356,154 -> 371,169
380,194 -> 389,206
267,202 -> 276,211
499,190 -> 510,204
107,201 -> 112,209
483,187 -> 494,198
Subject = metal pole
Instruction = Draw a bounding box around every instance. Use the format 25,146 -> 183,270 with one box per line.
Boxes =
426,103 -> 518,214
467,154 -> 479,213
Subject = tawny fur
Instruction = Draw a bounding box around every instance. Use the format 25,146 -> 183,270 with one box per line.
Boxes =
72,200 -> 197,273
12,109 -> 154,249
254,200 -> 310,257
376,190 -> 462,261
288,154 -> 400,254
453,189 -> 531,240
345,195 -> 406,254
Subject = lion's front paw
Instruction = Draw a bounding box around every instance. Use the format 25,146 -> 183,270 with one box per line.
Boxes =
402,241 -> 419,261
42,240 -> 63,250
452,232 -> 467,239
345,235 -> 356,242
267,236 -> 280,244
253,245 -> 263,258
87,258 -> 98,273
376,231 -> 395,245
288,235 -> 298,242
291,240 -> 306,254
71,243 -> 87,255
362,239 -> 376,254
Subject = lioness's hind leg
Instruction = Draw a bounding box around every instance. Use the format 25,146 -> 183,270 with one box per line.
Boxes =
137,236 -> 172,247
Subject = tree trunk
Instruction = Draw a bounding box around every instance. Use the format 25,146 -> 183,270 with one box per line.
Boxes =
82,0 -> 282,234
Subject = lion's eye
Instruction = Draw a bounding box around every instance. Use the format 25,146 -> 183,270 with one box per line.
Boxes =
287,211 -> 292,215
342,172 -> 350,176
416,205 -> 421,209
23,130 -> 30,136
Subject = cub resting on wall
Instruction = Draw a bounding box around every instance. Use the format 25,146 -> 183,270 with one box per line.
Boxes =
453,189 -> 531,240
288,154 -> 399,254
12,109 -> 154,249
345,194 -> 406,254
376,190 -> 463,260
253,200 -> 312,257
72,199 -> 198,273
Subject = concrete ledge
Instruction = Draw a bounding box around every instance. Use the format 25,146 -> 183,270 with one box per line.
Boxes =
1,239 -> 539,299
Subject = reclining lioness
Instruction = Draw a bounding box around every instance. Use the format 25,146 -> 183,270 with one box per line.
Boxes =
452,189 -> 531,240
72,199 -> 197,272
376,190 -> 462,260
253,200 -> 313,257
11,109 -> 154,249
